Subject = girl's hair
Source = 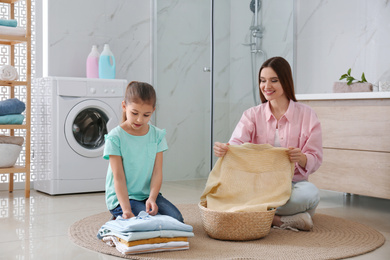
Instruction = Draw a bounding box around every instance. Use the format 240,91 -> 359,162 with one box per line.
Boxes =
122,81 -> 156,122
258,56 -> 297,103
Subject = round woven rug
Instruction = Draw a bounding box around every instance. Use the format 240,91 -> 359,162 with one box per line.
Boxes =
69,204 -> 385,260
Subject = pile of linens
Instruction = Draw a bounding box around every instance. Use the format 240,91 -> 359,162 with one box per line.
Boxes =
0,18 -> 26,37
0,98 -> 25,125
0,134 -> 24,168
97,211 -> 194,255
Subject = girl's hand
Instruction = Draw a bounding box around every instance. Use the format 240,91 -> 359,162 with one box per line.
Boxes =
145,199 -> 158,216
214,142 -> 229,157
286,147 -> 307,168
122,211 -> 135,219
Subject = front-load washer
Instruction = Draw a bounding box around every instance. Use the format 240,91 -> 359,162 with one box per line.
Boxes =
32,77 -> 127,195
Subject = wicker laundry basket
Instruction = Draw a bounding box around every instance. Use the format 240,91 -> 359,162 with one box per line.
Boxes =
198,200 -> 276,241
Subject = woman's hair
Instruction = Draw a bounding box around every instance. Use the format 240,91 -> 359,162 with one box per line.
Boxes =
258,56 -> 297,103
122,81 -> 156,122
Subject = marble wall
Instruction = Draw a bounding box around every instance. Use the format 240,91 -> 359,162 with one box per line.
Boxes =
35,0 -> 389,182
295,0 -> 390,94
35,0 -> 152,82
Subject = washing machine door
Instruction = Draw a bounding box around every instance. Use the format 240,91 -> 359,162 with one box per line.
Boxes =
65,99 -> 118,158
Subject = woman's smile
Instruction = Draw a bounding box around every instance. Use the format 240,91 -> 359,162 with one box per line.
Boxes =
263,89 -> 275,95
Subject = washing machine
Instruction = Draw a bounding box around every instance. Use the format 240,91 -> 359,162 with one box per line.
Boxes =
32,77 -> 127,195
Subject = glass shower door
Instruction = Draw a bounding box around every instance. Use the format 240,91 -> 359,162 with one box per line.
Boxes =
153,0 -> 294,180
153,1 -> 212,180
212,0 -> 295,166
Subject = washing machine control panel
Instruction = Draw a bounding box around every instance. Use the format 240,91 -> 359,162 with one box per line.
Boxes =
57,78 -> 126,98
87,81 -> 125,97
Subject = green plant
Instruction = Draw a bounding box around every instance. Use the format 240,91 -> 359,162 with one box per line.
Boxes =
339,68 -> 367,85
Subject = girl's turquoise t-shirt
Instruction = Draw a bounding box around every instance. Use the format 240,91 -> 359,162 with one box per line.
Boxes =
103,124 -> 168,210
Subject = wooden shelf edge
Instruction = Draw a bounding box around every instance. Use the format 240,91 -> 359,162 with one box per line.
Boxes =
0,80 -> 28,86
0,0 -> 21,4
0,35 -> 27,45
0,165 -> 27,174
0,124 -> 28,129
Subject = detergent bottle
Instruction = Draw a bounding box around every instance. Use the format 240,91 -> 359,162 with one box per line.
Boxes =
99,44 -> 116,79
86,45 -> 100,78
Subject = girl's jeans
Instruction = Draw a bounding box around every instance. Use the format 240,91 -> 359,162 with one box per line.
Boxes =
109,193 -> 184,222
276,181 -> 320,217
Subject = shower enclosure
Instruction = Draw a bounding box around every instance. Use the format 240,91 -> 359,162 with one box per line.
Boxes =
153,0 -> 294,181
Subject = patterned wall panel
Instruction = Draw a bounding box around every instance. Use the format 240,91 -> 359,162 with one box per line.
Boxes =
0,0 -> 35,187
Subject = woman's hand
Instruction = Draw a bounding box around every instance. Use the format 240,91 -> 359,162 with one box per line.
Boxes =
286,147 -> 307,168
145,198 -> 158,216
214,142 -> 229,157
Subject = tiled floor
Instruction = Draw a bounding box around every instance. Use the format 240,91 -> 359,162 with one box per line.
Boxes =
0,179 -> 389,259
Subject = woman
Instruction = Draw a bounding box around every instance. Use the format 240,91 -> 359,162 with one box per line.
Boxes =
214,57 -> 322,231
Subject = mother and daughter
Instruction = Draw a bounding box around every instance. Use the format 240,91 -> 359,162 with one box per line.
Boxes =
103,56 -> 322,232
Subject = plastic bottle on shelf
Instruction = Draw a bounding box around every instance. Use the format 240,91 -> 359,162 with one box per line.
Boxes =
99,44 -> 116,79
86,45 -> 100,78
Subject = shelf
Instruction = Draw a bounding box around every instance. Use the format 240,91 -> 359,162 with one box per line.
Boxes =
0,165 -> 26,174
0,80 -> 28,86
0,36 -> 28,45
0,0 -> 21,4
0,0 -> 31,198
0,124 -> 27,129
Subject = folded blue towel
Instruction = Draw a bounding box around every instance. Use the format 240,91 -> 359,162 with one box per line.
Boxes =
0,114 -> 24,124
0,98 -> 25,116
0,19 -> 17,27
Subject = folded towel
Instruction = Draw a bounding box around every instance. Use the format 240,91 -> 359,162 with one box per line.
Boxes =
0,65 -> 19,81
0,98 -> 25,116
200,143 -> 294,212
0,135 -> 24,145
102,211 -> 193,233
0,25 -> 26,37
0,114 -> 24,124
0,19 -> 17,27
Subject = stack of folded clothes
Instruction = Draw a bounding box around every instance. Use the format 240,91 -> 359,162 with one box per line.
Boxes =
0,18 -> 26,37
0,98 -> 26,125
97,211 -> 194,255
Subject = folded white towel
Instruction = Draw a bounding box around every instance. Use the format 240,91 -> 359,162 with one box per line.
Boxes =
0,65 -> 19,81
0,25 -> 26,37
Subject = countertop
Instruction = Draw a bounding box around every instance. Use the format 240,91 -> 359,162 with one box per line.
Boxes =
296,92 -> 390,101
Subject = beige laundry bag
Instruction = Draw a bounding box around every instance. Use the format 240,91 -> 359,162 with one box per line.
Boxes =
199,143 -> 294,240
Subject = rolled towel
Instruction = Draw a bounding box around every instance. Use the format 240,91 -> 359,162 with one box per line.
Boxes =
0,114 -> 25,124
0,65 -> 19,81
0,98 -> 25,116
0,19 -> 17,27
0,135 -> 24,145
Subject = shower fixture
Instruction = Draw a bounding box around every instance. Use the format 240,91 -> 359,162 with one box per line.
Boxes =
244,0 -> 266,105
249,0 -> 261,13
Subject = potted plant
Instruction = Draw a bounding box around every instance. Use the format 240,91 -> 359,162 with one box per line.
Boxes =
333,68 -> 373,93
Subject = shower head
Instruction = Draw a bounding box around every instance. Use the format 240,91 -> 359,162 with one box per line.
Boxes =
250,0 -> 261,13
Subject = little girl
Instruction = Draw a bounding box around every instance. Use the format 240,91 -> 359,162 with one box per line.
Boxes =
103,81 -> 184,222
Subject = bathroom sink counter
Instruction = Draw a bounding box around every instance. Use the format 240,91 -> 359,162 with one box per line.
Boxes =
296,92 -> 390,101
296,92 -> 390,200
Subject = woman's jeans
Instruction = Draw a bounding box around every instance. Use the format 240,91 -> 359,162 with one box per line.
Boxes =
276,181 -> 320,217
109,193 -> 184,222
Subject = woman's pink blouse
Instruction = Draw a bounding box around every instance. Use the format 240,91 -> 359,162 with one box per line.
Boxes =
229,101 -> 323,182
